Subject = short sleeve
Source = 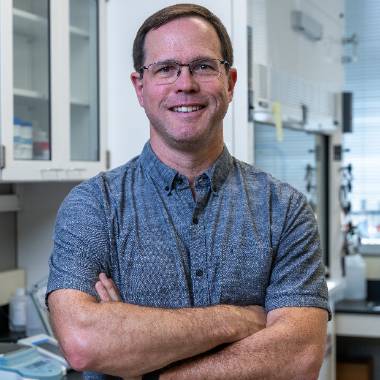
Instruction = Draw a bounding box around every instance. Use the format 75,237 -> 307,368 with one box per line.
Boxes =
46,179 -> 111,303
265,191 -> 331,318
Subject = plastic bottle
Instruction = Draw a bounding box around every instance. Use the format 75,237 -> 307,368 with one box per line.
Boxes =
33,130 -> 50,160
9,287 -> 27,332
20,120 -> 33,160
344,254 -> 367,300
13,117 -> 22,159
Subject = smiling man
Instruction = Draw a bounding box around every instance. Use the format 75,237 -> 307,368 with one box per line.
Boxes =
47,4 -> 330,380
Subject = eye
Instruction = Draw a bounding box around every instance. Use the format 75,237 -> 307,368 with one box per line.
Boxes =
153,62 -> 178,76
192,60 -> 218,73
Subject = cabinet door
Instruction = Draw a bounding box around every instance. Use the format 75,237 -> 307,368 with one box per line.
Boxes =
66,0 -> 107,179
13,0 -> 51,162
0,0 -> 57,180
70,0 -> 99,162
0,0 -> 107,181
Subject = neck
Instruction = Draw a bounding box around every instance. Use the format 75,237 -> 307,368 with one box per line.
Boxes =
150,138 -> 224,186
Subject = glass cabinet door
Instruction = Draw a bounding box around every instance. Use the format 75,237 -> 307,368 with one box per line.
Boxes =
254,123 -> 328,264
13,0 -> 51,161
69,0 -> 99,162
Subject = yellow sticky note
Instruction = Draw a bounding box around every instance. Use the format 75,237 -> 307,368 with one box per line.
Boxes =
272,101 -> 283,142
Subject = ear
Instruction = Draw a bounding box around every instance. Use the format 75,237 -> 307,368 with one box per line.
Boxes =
227,68 -> 237,103
131,72 -> 144,107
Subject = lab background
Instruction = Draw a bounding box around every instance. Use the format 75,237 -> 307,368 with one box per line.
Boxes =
0,0 -> 379,379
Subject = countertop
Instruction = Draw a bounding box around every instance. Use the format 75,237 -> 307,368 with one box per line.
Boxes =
335,299 -> 380,315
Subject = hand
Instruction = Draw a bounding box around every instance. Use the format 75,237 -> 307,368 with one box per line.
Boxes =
244,305 -> 267,332
95,272 -> 121,302
225,304 -> 267,339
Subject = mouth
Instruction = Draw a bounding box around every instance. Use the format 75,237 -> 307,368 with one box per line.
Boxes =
169,105 -> 206,113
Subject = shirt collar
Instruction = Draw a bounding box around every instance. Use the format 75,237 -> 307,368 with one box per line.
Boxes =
139,142 -> 178,194
139,141 -> 233,194
205,145 -> 233,193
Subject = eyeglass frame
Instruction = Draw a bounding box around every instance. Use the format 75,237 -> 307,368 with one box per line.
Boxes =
138,58 -> 231,84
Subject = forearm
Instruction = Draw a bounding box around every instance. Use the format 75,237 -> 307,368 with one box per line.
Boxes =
161,307 -> 328,380
49,290 -> 264,377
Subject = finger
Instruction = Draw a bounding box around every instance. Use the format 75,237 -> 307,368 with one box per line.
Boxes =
95,280 -> 111,302
99,273 -> 121,301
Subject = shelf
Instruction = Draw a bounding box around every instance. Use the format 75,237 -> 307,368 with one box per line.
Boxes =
70,25 -> 89,39
14,88 -> 48,101
71,98 -> 90,107
13,8 -> 48,39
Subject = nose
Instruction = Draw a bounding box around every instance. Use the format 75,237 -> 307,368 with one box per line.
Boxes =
174,66 -> 199,92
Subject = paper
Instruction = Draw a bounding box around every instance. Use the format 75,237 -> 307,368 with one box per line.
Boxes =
272,101 -> 283,142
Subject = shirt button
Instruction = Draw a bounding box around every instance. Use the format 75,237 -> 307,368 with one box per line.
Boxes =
192,217 -> 199,224
165,186 -> 169,191
196,269 -> 204,277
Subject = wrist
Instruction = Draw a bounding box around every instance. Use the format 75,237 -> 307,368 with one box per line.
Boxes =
213,304 -> 243,342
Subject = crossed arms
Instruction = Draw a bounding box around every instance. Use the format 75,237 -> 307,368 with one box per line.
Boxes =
48,274 -> 328,380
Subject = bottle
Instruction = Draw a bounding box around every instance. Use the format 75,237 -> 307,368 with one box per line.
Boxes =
33,129 -> 50,160
20,120 -> 33,160
13,117 -> 22,159
9,288 -> 27,332
344,254 -> 367,300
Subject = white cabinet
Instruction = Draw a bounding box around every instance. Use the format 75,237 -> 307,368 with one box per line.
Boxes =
0,0 -> 107,181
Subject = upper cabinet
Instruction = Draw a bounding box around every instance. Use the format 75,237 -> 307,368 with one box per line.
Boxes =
0,0 -> 107,181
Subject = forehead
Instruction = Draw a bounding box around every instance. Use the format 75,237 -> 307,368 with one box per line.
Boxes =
143,17 -> 222,63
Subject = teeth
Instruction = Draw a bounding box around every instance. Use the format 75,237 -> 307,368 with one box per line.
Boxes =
172,105 -> 203,113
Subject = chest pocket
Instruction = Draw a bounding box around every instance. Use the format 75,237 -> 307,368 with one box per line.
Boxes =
117,230 -> 191,308
219,244 -> 273,306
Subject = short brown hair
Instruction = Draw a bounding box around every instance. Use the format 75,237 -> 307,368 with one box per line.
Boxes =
132,3 -> 233,72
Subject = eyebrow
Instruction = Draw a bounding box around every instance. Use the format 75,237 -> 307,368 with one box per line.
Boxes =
154,55 -> 216,63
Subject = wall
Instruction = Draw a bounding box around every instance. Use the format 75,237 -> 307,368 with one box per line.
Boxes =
16,182 -> 77,288
0,184 -> 17,271
251,0 -> 345,130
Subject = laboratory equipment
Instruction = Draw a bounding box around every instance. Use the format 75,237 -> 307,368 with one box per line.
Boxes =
18,334 -> 69,369
0,343 -> 64,380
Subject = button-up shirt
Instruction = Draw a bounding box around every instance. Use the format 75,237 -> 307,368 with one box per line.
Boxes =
48,142 -> 329,315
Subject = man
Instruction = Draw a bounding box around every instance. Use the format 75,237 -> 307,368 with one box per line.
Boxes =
47,4 -> 329,379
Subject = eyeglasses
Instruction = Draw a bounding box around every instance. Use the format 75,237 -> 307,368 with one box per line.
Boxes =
139,58 -> 230,85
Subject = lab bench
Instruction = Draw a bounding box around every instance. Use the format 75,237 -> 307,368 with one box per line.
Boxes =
335,299 -> 380,338
335,281 -> 380,379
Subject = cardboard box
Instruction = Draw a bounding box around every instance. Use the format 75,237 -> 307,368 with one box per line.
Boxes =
337,360 -> 373,380
0,269 -> 26,305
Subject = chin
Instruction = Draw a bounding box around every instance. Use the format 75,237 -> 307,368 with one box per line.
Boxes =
150,118 -> 221,150
167,135 -> 207,151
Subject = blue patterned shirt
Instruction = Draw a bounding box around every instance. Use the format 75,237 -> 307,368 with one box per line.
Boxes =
47,142 -> 329,378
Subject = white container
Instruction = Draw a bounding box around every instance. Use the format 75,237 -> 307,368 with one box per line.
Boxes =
9,287 -> 27,332
26,294 -> 45,336
19,121 -> 33,160
13,117 -> 22,159
33,130 -> 50,160
344,254 -> 367,300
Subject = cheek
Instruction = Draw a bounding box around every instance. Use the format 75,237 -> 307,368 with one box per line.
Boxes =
143,87 -> 168,109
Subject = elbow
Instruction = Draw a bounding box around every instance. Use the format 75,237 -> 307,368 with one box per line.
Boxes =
59,329 -> 94,372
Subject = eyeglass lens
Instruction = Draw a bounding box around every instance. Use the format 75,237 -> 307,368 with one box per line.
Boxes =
147,59 -> 224,84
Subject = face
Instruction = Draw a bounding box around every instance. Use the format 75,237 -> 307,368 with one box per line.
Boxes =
131,17 -> 237,152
